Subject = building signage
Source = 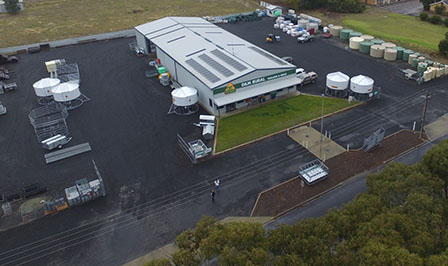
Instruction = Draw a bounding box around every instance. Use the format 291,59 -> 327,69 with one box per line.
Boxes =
213,69 -> 295,95
224,83 -> 236,94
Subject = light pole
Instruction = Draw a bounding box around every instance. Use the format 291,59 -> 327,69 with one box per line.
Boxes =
319,94 -> 324,158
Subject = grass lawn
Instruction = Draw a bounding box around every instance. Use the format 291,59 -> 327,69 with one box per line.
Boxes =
306,7 -> 448,61
0,0 -> 258,48
215,95 -> 354,152
343,7 -> 447,53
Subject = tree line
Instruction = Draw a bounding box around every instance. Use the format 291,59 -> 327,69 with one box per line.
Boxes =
145,140 -> 448,266
284,0 -> 365,13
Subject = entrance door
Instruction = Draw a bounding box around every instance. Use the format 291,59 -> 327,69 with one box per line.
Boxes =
226,103 -> 236,113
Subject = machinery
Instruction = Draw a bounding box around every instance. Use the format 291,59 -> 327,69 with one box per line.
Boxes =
266,34 -> 280,43
0,54 -> 18,65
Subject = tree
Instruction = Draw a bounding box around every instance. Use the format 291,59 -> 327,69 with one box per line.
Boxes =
327,0 -> 365,13
4,0 -> 20,14
285,0 -> 299,10
143,258 -> 171,266
420,12 -> 429,21
420,0 -> 435,11
436,4 -> 445,15
439,38 -> 448,55
429,15 -> 442,24
422,140 -> 448,196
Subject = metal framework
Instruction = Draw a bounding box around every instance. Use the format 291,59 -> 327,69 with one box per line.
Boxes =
28,102 -> 69,142
362,127 -> 386,152
177,133 -> 212,164
168,103 -> 199,115
298,159 -> 329,185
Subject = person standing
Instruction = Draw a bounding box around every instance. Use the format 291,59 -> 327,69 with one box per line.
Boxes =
211,189 -> 215,202
214,179 -> 220,191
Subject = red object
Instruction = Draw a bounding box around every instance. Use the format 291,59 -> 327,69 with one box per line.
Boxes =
323,33 -> 332,38
308,28 -> 315,35
156,58 -> 161,64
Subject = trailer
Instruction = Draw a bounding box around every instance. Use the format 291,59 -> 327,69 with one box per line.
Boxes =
41,134 -> 72,150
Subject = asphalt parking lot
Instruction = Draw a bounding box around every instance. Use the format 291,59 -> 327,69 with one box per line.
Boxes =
220,18 -> 448,148
0,17 -> 447,266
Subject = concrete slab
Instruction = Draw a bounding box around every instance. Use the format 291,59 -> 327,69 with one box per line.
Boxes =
424,113 -> 448,141
288,126 -> 346,161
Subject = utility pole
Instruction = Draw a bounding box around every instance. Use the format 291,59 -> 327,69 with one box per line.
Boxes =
419,92 -> 429,139
319,94 -> 324,158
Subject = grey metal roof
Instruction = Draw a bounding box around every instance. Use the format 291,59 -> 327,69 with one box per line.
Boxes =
135,17 -> 295,89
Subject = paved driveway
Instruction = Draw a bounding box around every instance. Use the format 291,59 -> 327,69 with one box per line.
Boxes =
381,0 -> 423,16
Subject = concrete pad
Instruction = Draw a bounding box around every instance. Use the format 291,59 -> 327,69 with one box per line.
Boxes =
424,114 -> 448,141
288,126 -> 346,161
220,216 -> 274,224
123,243 -> 178,266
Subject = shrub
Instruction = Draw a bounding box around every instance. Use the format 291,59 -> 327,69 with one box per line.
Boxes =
444,18 -> 448,26
4,0 -> 20,14
430,15 -> 442,24
439,37 -> 448,55
420,12 -> 429,21
435,5 -> 445,15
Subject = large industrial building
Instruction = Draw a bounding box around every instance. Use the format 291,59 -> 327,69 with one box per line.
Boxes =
135,17 -> 301,115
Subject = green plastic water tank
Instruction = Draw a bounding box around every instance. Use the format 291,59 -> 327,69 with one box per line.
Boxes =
425,60 -> 433,66
339,29 -> 353,40
395,47 -> 405,60
359,41 -> 374,54
349,31 -> 362,38
402,49 -> 414,62
371,39 -> 384,45
417,62 -> 427,75
412,58 -> 419,68
158,66 -> 166,74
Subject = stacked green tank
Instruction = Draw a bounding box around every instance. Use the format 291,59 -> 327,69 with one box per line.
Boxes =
359,41 -> 374,54
395,47 -> 404,60
339,29 -> 353,40
402,49 -> 414,62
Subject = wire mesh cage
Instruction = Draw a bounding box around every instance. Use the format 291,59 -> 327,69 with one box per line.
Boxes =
28,102 -> 68,127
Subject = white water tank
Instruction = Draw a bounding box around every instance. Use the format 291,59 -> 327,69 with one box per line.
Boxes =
171,86 -> 198,107
51,82 -> 81,102
350,75 -> 374,94
326,72 -> 350,90
33,78 -> 60,97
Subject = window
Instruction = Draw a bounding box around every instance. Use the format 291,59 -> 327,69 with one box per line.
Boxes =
209,98 -> 213,107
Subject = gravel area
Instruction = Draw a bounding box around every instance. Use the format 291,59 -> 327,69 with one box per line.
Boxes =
252,130 -> 424,217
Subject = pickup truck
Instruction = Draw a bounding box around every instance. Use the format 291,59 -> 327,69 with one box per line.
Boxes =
297,34 -> 314,43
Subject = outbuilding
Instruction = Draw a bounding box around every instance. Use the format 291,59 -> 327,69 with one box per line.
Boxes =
135,17 -> 300,116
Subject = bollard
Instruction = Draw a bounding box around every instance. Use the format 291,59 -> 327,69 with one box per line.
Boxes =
302,140 -> 305,146
412,121 -> 416,131
329,132 -> 331,140
325,130 -> 327,138
347,144 -> 349,151
323,154 -> 326,162
306,141 -> 308,148
287,128 -> 290,135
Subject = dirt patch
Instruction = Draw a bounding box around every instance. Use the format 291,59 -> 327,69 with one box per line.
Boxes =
251,130 -> 424,217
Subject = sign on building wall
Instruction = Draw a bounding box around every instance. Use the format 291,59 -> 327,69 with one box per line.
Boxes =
213,69 -> 295,95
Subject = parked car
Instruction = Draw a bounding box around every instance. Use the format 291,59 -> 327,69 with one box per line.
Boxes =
0,54 -> 18,65
296,68 -> 305,78
299,72 -> 318,86
281,56 -> 294,64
